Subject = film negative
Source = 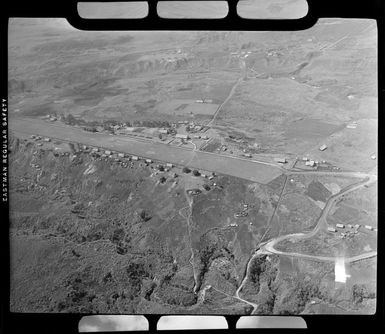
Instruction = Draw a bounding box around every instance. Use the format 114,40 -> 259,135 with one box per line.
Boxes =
1,0 -> 384,333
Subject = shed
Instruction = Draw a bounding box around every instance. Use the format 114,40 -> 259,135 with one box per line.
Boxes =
319,144 -> 327,151
336,223 -> 345,228
327,227 -> 337,232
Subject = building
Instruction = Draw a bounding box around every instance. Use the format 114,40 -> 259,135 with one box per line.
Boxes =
166,163 -> 173,168
104,150 -> 111,155
118,153 -> 125,158
346,124 -> 357,129
365,225 -> 374,231
371,154 -> 376,160
132,156 -> 139,161
145,159 -> 152,163
201,135 -> 209,140
244,153 -> 252,158
347,224 -> 353,228
327,227 -> 337,232
302,157 -> 308,161
44,138 -> 51,142
336,223 -> 345,228
194,125 -> 203,131
274,157 -> 287,164
159,129 -> 169,134
319,144 -> 327,151
305,160 -> 315,167
176,134 -> 189,140
196,99 -> 204,103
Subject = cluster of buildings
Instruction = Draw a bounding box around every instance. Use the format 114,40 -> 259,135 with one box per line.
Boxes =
327,223 -> 377,238
41,114 -> 58,122
234,203 -> 249,218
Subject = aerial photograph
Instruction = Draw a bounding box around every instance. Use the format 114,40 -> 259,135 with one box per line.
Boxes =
8,2 -> 377,316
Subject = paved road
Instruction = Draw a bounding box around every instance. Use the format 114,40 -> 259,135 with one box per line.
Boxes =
10,117 -> 282,184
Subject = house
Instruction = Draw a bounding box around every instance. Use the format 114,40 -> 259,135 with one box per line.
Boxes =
365,225 -> 374,231
159,129 -> 169,134
319,144 -> 327,151
145,159 -> 152,163
244,153 -> 252,158
176,134 -> 189,140
118,153 -> 125,158
44,138 -> 51,142
132,156 -> 139,161
327,227 -> 337,232
274,157 -> 287,164
346,124 -> 357,129
166,163 -> 174,168
196,99 -> 204,103
104,150 -> 111,155
336,223 -> 345,228
194,125 -> 203,131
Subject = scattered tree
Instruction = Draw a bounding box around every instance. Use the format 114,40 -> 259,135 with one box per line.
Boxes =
183,167 -> 191,173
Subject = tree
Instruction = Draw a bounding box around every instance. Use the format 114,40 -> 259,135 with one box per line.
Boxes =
192,170 -> 201,177
160,176 -> 167,184
158,165 -> 165,171
183,167 -> 191,173
203,184 -> 211,191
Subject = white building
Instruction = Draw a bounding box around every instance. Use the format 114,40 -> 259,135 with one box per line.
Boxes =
145,159 -> 152,163
159,129 -> 169,134
327,227 -> 337,232
166,163 -> 174,168
319,144 -> 327,151
365,225 -> 374,231
104,150 -> 111,155
175,134 -> 189,140
305,160 -> 315,167
132,156 -> 139,161
44,138 -> 51,142
336,223 -> 345,228
118,153 -> 125,158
